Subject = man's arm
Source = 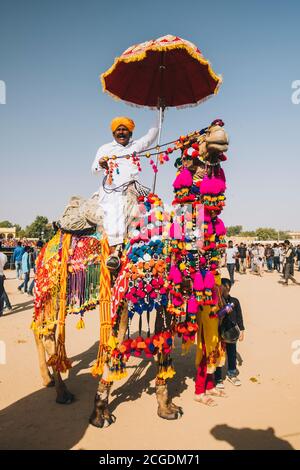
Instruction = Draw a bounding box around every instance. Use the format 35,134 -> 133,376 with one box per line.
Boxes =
91,144 -> 110,174
134,127 -> 159,153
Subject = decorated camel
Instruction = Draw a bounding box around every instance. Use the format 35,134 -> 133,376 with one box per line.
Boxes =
32,120 -> 229,427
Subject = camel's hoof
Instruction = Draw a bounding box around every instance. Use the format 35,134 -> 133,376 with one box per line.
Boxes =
157,407 -> 180,420
89,414 -> 105,428
89,397 -> 116,429
169,402 -> 183,416
56,390 -> 75,405
89,411 -> 116,429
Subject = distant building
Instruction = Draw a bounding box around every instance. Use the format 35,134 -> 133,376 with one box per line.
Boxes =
287,232 -> 300,240
0,227 -> 16,239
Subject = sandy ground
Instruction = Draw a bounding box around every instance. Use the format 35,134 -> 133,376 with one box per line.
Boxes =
0,266 -> 300,450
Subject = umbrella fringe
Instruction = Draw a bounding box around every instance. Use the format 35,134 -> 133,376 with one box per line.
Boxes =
100,86 -> 221,111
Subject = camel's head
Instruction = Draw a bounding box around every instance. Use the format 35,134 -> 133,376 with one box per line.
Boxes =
178,119 -> 229,174
197,119 -> 229,160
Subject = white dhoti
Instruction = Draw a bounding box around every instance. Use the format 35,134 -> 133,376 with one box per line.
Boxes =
98,190 -> 126,246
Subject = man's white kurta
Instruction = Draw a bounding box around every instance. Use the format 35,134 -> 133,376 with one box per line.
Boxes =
92,127 -> 159,245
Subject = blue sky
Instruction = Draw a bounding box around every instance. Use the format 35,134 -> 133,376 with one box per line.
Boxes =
1,0 -> 300,230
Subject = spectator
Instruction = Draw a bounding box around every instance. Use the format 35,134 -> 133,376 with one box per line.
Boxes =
36,238 -> 44,249
238,243 -> 247,274
279,243 -> 285,273
0,242 -> 8,317
12,241 -> 25,279
215,278 -> 245,387
225,241 -> 238,285
18,246 -> 31,293
296,244 -> 300,272
3,287 -> 13,311
265,244 -> 274,272
250,244 -> 259,273
283,240 -> 297,286
273,244 -> 281,272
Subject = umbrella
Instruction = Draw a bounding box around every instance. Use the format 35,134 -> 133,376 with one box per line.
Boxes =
101,34 -> 222,191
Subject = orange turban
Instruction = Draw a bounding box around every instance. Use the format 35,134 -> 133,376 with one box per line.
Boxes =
110,116 -> 135,133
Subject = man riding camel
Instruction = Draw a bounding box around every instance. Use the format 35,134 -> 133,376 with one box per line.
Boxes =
92,116 -> 158,269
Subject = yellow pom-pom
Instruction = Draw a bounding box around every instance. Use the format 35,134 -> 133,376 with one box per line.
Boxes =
76,317 -> 85,330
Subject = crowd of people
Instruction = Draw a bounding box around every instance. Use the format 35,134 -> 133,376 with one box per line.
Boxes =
0,238 -> 38,248
0,239 -> 44,316
225,240 -> 300,285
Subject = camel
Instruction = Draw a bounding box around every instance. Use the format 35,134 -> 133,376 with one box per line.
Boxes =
32,120 -> 229,427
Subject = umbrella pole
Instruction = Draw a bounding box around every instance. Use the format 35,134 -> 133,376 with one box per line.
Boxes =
152,106 -> 164,193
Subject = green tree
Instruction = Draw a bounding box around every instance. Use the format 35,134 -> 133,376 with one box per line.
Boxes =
255,227 -> 278,240
279,231 -> 289,240
24,216 -> 54,240
14,224 -> 23,236
0,220 -> 13,228
240,230 -> 256,237
226,225 -> 243,236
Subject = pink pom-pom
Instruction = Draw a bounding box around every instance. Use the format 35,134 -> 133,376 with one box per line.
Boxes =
173,172 -> 182,189
168,265 -> 182,284
193,272 -> 204,291
187,295 -> 199,314
180,168 -> 193,187
173,267 -> 183,284
204,271 -> 215,289
215,217 -> 226,236
200,176 -> 226,195
173,296 -> 183,306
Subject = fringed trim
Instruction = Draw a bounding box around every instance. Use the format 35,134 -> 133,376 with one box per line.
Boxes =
91,238 -> 112,376
100,87 -> 218,111
47,233 -> 72,372
47,338 -> 72,373
156,353 -> 176,380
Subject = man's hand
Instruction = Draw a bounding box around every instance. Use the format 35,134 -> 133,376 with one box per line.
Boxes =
98,157 -> 108,170
239,331 -> 245,342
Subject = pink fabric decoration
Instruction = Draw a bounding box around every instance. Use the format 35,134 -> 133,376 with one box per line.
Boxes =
200,176 -> 226,195
215,217 -> 226,236
193,272 -> 204,291
187,295 -> 199,313
173,172 -> 182,189
173,296 -> 183,306
204,271 -> 215,289
180,168 -> 193,187
168,265 -> 182,284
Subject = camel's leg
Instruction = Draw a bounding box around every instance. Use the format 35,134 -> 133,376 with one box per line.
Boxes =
89,373 -> 115,428
43,334 -> 74,404
89,304 -> 128,428
116,303 -> 128,343
33,330 -> 55,387
155,354 -> 183,420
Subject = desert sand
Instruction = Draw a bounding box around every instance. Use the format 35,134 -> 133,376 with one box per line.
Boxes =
0,267 -> 300,450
